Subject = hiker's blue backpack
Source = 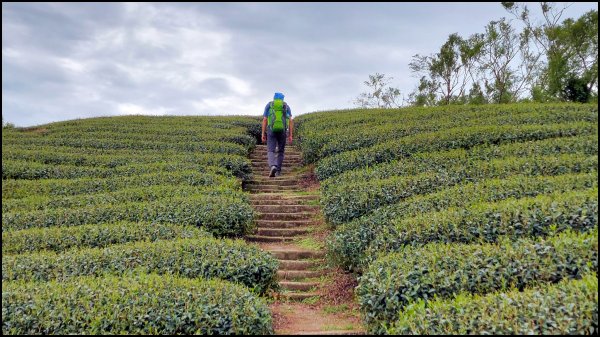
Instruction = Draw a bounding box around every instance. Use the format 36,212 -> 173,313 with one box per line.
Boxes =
268,99 -> 286,133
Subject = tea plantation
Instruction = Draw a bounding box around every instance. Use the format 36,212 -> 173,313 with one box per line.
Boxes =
294,103 -> 598,335
2,115 -> 277,335
2,103 -> 598,334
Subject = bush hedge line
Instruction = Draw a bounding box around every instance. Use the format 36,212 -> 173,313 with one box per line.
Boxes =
296,104 -> 597,164
315,121 -> 596,180
357,230 -> 598,333
2,184 -> 245,214
2,221 -> 210,255
327,172 -> 598,272
386,273 -> 598,335
2,273 -> 273,335
2,237 -> 279,294
314,109 -> 597,162
322,154 -> 597,225
365,188 -> 598,264
2,148 -> 252,180
321,134 -> 598,190
3,194 -> 255,237
3,170 -> 238,200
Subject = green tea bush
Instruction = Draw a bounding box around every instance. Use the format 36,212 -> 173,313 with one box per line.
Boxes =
3,194 -> 255,237
2,221 -> 210,255
365,188 -> 598,262
2,273 -> 273,335
327,172 -> 598,272
357,230 -> 598,333
2,237 -> 279,294
386,273 -> 598,335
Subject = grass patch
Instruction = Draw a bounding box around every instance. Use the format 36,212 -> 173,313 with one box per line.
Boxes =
305,198 -> 321,206
301,296 -> 320,305
323,304 -> 349,314
295,237 -> 324,251
323,324 -> 355,331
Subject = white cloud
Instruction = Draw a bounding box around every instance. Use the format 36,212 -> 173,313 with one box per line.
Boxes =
117,103 -> 173,116
2,2 -> 597,126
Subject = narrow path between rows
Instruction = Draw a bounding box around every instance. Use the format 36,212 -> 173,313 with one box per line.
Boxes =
244,144 -> 364,335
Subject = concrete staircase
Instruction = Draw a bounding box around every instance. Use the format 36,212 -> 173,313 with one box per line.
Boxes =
244,144 -> 364,335
245,145 -> 324,302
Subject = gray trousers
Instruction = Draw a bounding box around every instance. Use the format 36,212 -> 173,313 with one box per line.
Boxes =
267,130 -> 286,171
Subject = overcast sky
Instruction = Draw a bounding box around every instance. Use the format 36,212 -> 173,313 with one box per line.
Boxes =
3,2 -> 597,127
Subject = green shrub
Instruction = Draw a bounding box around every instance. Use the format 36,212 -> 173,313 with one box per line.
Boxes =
316,109 -> 596,161
357,230 -> 598,333
296,103 -> 597,164
322,154 -> 597,225
2,221 -> 210,255
327,172 -> 598,272
321,134 -> 598,191
2,194 -> 255,237
2,273 -> 273,335
2,184 -> 245,214
387,273 -> 598,335
2,170 -> 238,200
1,137 -> 248,156
2,237 -> 279,294
1,151 -> 252,181
315,121 -> 596,180
366,188 -> 598,263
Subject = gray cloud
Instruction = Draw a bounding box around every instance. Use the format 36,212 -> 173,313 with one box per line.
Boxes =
2,2 -> 597,127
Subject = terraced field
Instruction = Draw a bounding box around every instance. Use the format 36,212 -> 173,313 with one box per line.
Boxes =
2,103 -> 598,335
2,116 -> 277,335
294,103 -> 598,335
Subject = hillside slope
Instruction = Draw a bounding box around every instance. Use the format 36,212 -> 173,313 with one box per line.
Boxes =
294,103 -> 598,334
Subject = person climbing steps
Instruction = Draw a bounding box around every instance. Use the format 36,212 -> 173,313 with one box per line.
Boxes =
261,92 -> 293,177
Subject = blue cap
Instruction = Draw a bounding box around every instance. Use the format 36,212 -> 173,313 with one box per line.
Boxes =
274,92 -> 285,100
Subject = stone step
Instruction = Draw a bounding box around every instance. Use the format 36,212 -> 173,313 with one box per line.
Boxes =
251,148 -> 300,151
255,219 -> 315,228
251,189 -> 303,194
251,163 -> 300,168
250,161 -> 302,170
246,184 -> 302,190
251,158 -> 302,163
279,281 -> 320,291
297,331 -> 365,335
250,154 -> 302,159
278,260 -> 319,270
250,179 -> 300,186
251,150 -> 301,154
251,199 -> 317,206
279,292 -> 321,301
257,212 -> 315,221
254,174 -> 305,180
253,205 -> 319,213
277,270 -> 324,280
256,228 -> 310,237
269,250 -> 325,260
250,163 -> 303,167
251,172 -> 297,178
249,194 -> 319,201
246,235 -> 297,243
251,155 -> 302,158
250,167 -> 296,173
251,166 -> 302,172
249,189 -> 305,194
250,158 -> 302,163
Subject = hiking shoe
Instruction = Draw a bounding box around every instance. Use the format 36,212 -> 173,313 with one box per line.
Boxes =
275,170 -> 281,177
269,166 -> 277,177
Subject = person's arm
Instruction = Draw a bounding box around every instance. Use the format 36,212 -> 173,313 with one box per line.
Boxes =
286,104 -> 293,143
261,117 -> 268,143
262,102 -> 271,143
